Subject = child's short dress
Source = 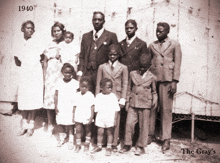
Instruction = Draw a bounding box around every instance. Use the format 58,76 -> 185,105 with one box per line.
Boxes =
59,42 -> 79,72
74,91 -> 94,124
16,37 -> 44,110
44,40 -> 63,110
56,78 -> 79,125
95,93 -> 120,128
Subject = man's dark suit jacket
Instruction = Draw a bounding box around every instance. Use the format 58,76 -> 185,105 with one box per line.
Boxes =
119,37 -> 148,73
78,29 -> 118,74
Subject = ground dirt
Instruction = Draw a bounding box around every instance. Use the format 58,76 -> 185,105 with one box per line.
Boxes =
0,110 -> 220,163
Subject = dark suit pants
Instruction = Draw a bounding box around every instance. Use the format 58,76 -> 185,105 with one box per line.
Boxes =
124,107 -> 150,147
112,111 -> 120,146
149,82 -> 173,141
84,68 -> 97,94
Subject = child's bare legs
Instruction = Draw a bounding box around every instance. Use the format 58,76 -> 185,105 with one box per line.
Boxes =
66,125 -> 74,150
75,122 -> 83,152
91,127 -> 103,154
57,125 -> 66,147
84,123 -> 92,152
17,110 -> 29,136
106,127 -> 114,156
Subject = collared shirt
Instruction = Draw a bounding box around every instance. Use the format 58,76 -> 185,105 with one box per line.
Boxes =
93,27 -> 104,40
142,68 -> 151,79
108,60 -> 119,68
126,35 -> 137,47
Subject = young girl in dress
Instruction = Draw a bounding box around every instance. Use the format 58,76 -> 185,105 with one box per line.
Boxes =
73,76 -> 95,153
54,63 -> 78,150
59,31 -> 79,72
43,22 -> 66,135
14,20 -> 43,137
91,78 -> 120,156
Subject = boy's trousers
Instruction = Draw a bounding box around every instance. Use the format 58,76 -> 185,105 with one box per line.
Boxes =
124,107 -> 151,147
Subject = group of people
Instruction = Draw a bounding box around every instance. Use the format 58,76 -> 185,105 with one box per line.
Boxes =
14,11 -> 182,157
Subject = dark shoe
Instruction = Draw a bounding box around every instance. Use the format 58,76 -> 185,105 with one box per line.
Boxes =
148,135 -> 156,145
17,128 -> 27,136
119,145 -> 131,153
105,148 -> 112,156
112,146 -> 118,152
135,147 -> 145,156
84,144 -> 89,153
26,129 -> 34,137
57,140 -> 65,147
162,139 -> 170,153
90,147 -> 102,154
74,145 -> 81,153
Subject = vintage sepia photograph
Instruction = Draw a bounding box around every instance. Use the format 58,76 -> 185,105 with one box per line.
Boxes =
0,0 -> 220,162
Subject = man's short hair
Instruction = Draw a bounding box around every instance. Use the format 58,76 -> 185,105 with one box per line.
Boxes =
93,11 -> 105,21
125,19 -> 137,28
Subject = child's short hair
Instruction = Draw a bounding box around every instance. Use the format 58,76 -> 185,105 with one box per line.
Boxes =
108,44 -> 120,54
100,78 -> 113,88
80,76 -> 91,86
139,54 -> 151,67
64,31 -> 74,39
21,20 -> 35,32
157,22 -> 170,32
61,63 -> 76,79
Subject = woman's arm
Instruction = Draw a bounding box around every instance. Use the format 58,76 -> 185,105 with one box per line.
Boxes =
43,54 -> 48,83
88,105 -> 95,125
54,90 -> 58,114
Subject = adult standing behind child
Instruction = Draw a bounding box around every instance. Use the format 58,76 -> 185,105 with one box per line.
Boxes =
91,78 -> 120,156
14,20 -> 44,137
120,54 -> 158,156
43,22 -> 66,135
95,44 -> 128,152
59,31 -> 79,72
54,63 -> 78,150
148,22 -> 182,153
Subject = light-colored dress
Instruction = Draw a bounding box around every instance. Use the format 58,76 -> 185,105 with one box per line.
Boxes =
56,78 -> 79,125
74,91 -> 94,124
16,37 -> 44,110
59,41 -> 79,72
43,41 -> 63,109
95,93 -> 120,128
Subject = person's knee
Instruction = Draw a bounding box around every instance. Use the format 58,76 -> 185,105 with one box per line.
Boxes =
97,127 -> 104,136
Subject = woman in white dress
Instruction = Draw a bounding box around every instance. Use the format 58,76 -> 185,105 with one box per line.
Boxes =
43,22 -> 66,134
14,20 -> 44,137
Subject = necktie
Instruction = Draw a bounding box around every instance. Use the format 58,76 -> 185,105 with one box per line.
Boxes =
94,32 -> 98,41
111,64 -> 114,71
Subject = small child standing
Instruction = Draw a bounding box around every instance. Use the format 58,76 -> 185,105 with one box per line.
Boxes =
119,54 -> 158,156
91,78 -> 120,156
54,63 -> 79,150
59,31 -> 79,72
73,76 -> 95,153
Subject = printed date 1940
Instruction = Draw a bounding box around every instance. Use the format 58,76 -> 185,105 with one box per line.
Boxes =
19,6 -> 34,11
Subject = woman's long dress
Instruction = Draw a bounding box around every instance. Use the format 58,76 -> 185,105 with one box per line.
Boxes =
17,37 -> 44,110
43,41 -> 63,109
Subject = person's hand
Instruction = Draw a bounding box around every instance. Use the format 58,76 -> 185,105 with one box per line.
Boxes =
125,102 -> 130,111
169,81 -> 177,94
152,97 -> 158,110
119,104 -> 124,109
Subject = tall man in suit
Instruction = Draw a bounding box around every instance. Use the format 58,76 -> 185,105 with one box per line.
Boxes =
149,22 -> 182,153
78,11 -> 118,94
